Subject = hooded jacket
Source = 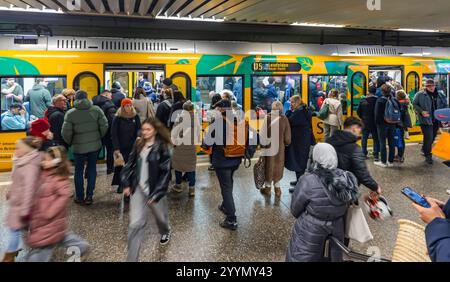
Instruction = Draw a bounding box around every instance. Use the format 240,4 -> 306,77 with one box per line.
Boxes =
286,165 -> 359,262
6,150 -> 42,230
46,106 -> 67,147
326,130 -> 378,192
120,137 -> 171,202
26,169 -> 72,248
62,99 -> 108,154
322,98 -> 343,127
25,84 -> 52,119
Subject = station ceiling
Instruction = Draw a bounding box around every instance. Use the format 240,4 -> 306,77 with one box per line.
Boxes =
0,0 -> 449,33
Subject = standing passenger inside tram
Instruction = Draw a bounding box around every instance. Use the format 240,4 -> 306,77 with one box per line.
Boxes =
121,118 -> 172,261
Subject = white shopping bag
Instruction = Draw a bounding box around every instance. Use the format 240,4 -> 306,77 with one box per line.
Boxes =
345,205 -> 374,243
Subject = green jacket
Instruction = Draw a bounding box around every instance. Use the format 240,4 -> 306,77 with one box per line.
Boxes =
25,84 -> 52,118
62,99 -> 108,154
1,83 -> 24,112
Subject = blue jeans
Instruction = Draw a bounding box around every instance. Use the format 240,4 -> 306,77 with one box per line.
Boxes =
362,127 -> 380,159
377,124 -> 396,164
6,228 -> 22,252
74,151 -> 98,201
175,171 -> 196,187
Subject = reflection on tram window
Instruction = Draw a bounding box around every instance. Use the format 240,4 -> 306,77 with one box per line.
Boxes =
308,75 -> 347,112
196,76 -> 243,110
1,76 -> 66,132
423,74 -> 448,100
252,75 -> 301,114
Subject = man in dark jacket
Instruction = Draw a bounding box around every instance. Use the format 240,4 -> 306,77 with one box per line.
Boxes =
162,78 -> 178,93
326,117 -> 381,195
111,81 -> 126,108
413,79 -> 448,164
357,86 -> 379,161
94,90 -> 117,174
46,94 -> 68,148
413,197 -> 450,262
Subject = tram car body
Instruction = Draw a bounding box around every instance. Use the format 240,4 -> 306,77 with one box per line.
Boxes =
1,36 -> 449,170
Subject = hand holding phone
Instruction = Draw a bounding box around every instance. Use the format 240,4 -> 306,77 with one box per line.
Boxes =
401,187 -> 431,208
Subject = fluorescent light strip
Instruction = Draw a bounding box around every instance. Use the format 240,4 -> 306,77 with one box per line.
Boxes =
156,15 -> 224,23
396,28 -> 439,33
15,54 -> 79,58
0,6 -> 63,14
291,22 -> 345,28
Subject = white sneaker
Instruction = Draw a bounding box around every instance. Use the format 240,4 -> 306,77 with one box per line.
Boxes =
374,161 -> 387,168
387,162 -> 395,167
446,189 -> 450,195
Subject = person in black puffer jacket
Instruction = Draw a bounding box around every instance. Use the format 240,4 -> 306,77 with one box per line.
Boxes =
357,86 -> 379,161
94,90 -> 117,174
46,95 -> 68,148
111,99 -> 141,194
111,81 -> 126,108
168,90 -> 186,130
156,88 -> 173,129
326,117 -> 381,195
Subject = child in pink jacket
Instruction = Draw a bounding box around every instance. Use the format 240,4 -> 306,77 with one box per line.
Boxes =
2,137 -> 42,262
26,146 -> 90,262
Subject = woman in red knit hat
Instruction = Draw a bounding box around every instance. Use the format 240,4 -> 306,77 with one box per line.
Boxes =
30,118 -> 55,151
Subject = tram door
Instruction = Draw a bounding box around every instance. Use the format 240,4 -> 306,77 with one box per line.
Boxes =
104,64 -> 165,98
348,66 -> 369,117
369,66 -> 404,91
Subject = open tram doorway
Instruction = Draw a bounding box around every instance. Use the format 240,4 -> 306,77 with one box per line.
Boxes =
369,66 -> 404,93
104,64 -> 165,99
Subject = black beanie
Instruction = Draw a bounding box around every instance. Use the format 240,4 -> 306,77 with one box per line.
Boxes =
163,78 -> 172,86
75,90 -> 88,100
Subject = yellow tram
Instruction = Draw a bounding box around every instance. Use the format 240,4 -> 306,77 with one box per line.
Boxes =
1,36 -> 449,170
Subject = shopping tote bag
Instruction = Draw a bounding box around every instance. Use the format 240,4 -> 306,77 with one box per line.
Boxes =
345,205 -> 374,243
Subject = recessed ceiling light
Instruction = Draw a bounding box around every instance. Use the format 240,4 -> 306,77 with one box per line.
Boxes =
291,22 -> 345,28
156,15 -> 224,22
396,28 -> 440,33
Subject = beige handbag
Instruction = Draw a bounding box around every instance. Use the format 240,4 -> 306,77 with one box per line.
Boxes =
114,152 -> 125,168
345,205 -> 374,243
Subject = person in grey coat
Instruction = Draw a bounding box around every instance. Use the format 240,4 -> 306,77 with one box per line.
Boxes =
286,143 -> 359,262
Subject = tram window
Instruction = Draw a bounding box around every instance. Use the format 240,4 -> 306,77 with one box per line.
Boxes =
1,76 -> 66,131
105,72 -> 129,97
196,76 -> 243,110
252,75 -> 301,113
406,72 -> 420,101
308,75 -> 347,112
369,70 -> 403,91
423,74 -> 448,100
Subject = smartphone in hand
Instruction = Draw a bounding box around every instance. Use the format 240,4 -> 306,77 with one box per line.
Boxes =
401,187 -> 431,208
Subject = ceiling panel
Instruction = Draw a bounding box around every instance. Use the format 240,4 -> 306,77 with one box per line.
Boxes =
0,0 -> 449,33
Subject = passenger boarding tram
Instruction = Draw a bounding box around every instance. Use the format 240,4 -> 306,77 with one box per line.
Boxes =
1,35 -> 450,170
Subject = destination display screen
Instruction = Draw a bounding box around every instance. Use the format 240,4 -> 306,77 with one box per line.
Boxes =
252,62 -> 301,72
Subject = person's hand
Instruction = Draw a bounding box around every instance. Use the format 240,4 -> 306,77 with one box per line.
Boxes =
423,196 -> 445,208
123,187 -> 131,197
422,111 -> 430,118
412,197 -> 445,224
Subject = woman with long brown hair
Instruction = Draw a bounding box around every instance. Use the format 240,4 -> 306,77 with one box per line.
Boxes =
121,117 -> 172,261
132,87 -> 155,124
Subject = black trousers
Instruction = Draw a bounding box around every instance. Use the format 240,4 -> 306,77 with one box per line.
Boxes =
421,123 -> 439,158
104,138 -> 114,172
215,167 -> 238,222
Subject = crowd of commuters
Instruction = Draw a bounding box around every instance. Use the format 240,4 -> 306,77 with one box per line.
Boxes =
1,73 -> 449,263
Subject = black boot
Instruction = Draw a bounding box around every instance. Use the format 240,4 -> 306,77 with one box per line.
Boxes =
220,219 -> 238,231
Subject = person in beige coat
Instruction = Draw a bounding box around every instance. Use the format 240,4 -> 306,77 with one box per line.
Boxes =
260,101 -> 292,197
171,101 -> 201,197
2,137 -> 42,262
323,89 -> 343,139
132,87 -> 155,124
